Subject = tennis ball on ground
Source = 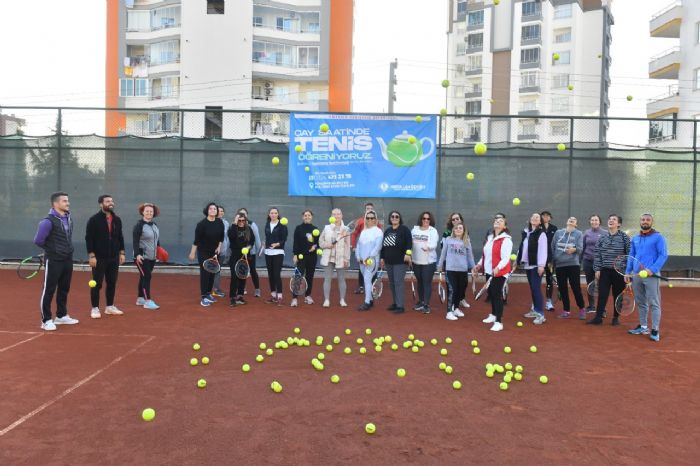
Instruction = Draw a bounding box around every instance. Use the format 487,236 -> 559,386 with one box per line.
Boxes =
320,123 -> 330,133
517,321 -> 524,327
431,338 -> 438,345
344,328 -> 352,335
397,368 -> 406,377
256,355 -> 264,363
440,108 -> 448,116
316,249 -> 323,256
440,348 -> 448,356
197,379 -> 207,388
202,356 -> 210,365
304,166 -> 310,172
515,365 -> 523,373
242,363 -> 251,372
88,280 -> 97,288
627,95 -> 633,101
330,374 -> 340,383
557,143 -> 566,151
272,157 -> 280,166
639,270 -> 649,278
504,346 -> 512,354
356,337 -> 363,344
568,84 -> 574,91
439,362 -> 447,370
365,423 -> 376,434
499,382 -> 508,391
271,381 -> 283,393
471,340 -> 478,347
445,366 -> 453,374
495,365 -> 505,373
295,145 -> 303,153
241,247 -> 249,255
411,346 -> 419,353
384,335 -> 392,343
297,254 -> 304,260
360,347 -> 368,354
514,373 -> 523,381
344,347 -> 352,355
466,172 -> 475,181
280,217 -> 288,225
315,362 -> 325,371
486,363 -> 494,371
441,79 -> 450,88
486,370 -> 495,378
312,228 -> 320,237
333,336 -> 340,344
142,408 -> 155,421
530,345 -> 538,353
474,142 -> 487,156
403,341 -> 412,349
552,53 -> 560,61
316,353 -> 325,361
505,362 -> 513,370
366,328 -> 372,335
408,334 -> 415,340
408,135 -> 417,144
445,337 -> 453,344
376,346 -> 383,352
326,344 -> 333,352
473,347 -> 481,354
504,374 -> 512,383
415,340 -> 425,348
294,327 -> 301,334
415,115 -> 423,123
265,349 -> 273,356
329,216 -> 336,224
512,197 -> 521,206
259,342 -> 267,350
390,344 -> 398,351
452,380 -> 462,390
286,337 -> 294,344
190,358 -> 198,366
539,375 -> 549,384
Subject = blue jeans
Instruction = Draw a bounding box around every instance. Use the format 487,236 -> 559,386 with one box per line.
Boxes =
526,267 -> 544,314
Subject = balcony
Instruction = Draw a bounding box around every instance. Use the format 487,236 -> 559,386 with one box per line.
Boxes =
646,85 -> 680,119
252,59 -> 320,78
521,34 -> 541,46
518,102 -> 540,117
251,96 -> 320,112
519,83 -> 540,94
252,22 -> 321,43
649,46 -> 680,79
521,8 -> 542,23
464,86 -> 482,98
126,24 -> 181,44
253,5 -> 321,42
650,1 -> 682,38
464,65 -> 482,76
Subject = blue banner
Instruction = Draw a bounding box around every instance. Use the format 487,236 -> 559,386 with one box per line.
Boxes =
288,113 -> 437,198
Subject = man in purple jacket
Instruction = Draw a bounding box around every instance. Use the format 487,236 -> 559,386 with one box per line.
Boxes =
33,192 -> 80,331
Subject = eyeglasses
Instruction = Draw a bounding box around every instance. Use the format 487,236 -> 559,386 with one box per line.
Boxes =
422,217 -> 430,220
451,217 -> 460,221
366,217 -> 376,220
390,214 -> 400,218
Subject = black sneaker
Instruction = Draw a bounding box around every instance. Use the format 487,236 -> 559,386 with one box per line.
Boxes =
386,304 -> 397,311
236,296 -> 246,305
587,318 -> 603,325
422,305 -> 431,314
413,302 -> 425,312
358,302 -> 371,311
354,287 -> 364,295
392,307 -> 405,314
611,317 -> 620,326
229,300 -> 237,307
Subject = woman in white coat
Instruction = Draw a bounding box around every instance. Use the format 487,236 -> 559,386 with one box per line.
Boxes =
318,208 -> 351,308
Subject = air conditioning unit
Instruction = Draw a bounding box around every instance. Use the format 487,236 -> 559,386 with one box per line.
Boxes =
264,81 -> 273,96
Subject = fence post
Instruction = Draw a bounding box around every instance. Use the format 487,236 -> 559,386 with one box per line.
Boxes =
178,110 -> 184,250
567,117 -> 574,217
691,120 -> 697,265
56,108 -> 62,191
436,113 -> 443,225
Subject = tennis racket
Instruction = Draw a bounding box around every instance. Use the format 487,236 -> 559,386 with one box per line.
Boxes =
438,271 -> 446,303
332,220 -> 357,244
615,283 -> 636,316
474,275 -> 493,301
289,265 -> 308,296
550,265 -> 560,305
202,255 -> 220,274
371,266 -> 385,299
612,255 -> 669,282
587,280 -> 599,297
408,264 -> 416,302
234,253 -> 250,279
17,254 -> 44,279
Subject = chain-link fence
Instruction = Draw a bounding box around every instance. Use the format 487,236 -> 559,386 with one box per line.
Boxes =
1,107 -> 698,272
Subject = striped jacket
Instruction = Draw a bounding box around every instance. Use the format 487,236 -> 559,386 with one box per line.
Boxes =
593,230 -> 630,271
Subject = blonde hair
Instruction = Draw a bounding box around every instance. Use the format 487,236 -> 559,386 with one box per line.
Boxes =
450,222 -> 471,248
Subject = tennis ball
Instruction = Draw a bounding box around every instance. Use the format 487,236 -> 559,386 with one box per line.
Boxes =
294,327 -> 301,334
512,198 -> 521,206
473,347 -> 481,354
366,328 -> 372,335
241,247 -> 249,255
280,217 -> 288,225
265,349 -> 273,356
530,345 -> 538,353
445,366 -> 453,374
384,335 -> 392,343
415,115 -> 423,123
190,358 -> 198,366
486,370 -> 494,378
316,249 -> 323,256
489,98 -> 495,104
669,283 -> 674,288
515,365 -> 523,373
360,347 -> 368,354
329,216 -> 336,224
242,363 -> 251,372
331,374 -> 340,383
405,249 -> 412,256
517,321 -> 524,327
390,344 -> 398,351
403,341 -> 412,349
452,380 -> 462,390
568,84 -> 574,91
333,336 -> 340,344
142,408 -> 155,421
356,337 -> 363,344
408,135 -> 417,144
495,365 -> 504,373
320,123 -> 330,133
598,53 -> 602,58
312,228 -> 320,237
286,337 -> 294,344
431,338 -> 438,345
272,157 -> 280,166
494,0 -> 500,5
326,344 -> 333,352
486,363 -> 494,371
259,342 -> 267,350
202,356 -> 210,365
627,95 -> 633,101
376,345 -> 383,352
295,145 -> 303,153
411,346 -> 419,353
639,270 -> 648,278
552,53 -> 560,61
304,166 -> 310,172
256,355 -> 264,363
88,280 -> 97,288
344,328 -> 351,335
505,362 -> 513,370
271,381 -> 283,393
439,362 -> 447,370
514,372 -> 523,381
297,254 -> 304,260
441,79 -> 450,88
504,374 -> 512,383
474,142 -> 487,156
365,423 -> 376,434
466,172 -> 475,181
499,382 -> 508,391
440,108 -> 448,116
366,258 -> 374,265
315,362 -> 325,371
510,254 -> 517,261
471,340 -> 478,347
557,143 -> 566,151
440,348 -> 448,356
416,340 -> 425,348
397,368 -> 406,377
539,375 -> 549,384
445,337 -> 453,344
197,379 -> 207,388
408,334 -> 415,340
504,346 -> 512,354
344,347 -> 352,355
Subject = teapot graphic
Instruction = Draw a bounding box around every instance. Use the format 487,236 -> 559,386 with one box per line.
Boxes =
376,131 -> 435,168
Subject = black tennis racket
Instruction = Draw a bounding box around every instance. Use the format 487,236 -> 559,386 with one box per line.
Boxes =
289,265 -> 308,296
613,255 -> 669,282
202,255 -> 220,274
234,253 -> 250,279
17,254 -> 44,279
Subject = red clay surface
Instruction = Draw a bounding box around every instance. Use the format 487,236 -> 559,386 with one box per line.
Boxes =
0,269 -> 698,465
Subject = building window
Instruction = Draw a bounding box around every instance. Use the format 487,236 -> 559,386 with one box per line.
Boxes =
119,79 -> 134,97
552,73 -> 570,88
253,16 -> 263,27
465,100 -> 481,115
466,121 -> 481,141
150,76 -> 178,100
152,6 -> 180,29
554,51 -> 571,65
207,0 -> 224,14
522,1 -> 541,17
649,114 -> 677,142
457,0 -> 467,14
456,43 -> 467,56
522,24 -> 541,41
520,100 -> 538,112
519,120 -> 538,136
695,68 -> 700,89
205,106 -> 223,138
521,71 -> 539,88
554,28 -> 571,43
551,97 -> 569,113
298,47 -> 319,68
466,55 -> 482,71
520,47 -> 540,64
134,79 -> 149,97
467,33 -> 483,49
148,112 -> 179,134
550,120 -> 570,136
468,10 -> 484,27
149,40 -> 180,65
127,10 -> 150,31
554,4 -> 572,19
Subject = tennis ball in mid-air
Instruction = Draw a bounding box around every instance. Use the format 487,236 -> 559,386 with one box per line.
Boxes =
474,142 -> 487,156
190,358 -> 198,366
568,84 -> 574,91
530,345 -> 538,353
316,249 -> 323,256
201,356 -> 210,365
494,0 -> 500,4
510,254 -> 517,261
639,270 -> 649,278
320,123 -> 330,133
271,381 -> 283,393
440,108 -> 448,116
295,145 -> 303,153
539,375 -> 549,384
466,172 -> 475,181
504,346 -> 512,354
668,283 -> 674,288
470,340 -> 478,347
304,166 -> 310,172
241,247 -> 249,255
312,229 -> 320,237
365,423 -> 376,434
142,408 -> 155,421
397,368 -> 406,377
88,280 -> 97,288
473,347 -> 481,354
280,217 -> 288,225
242,363 -> 251,372
197,379 -> 207,388
297,254 -> 304,260
512,197 -> 522,206
517,321 -> 524,327
452,380 -> 462,390
557,143 -> 566,151
272,157 -> 280,166
329,216 -> 336,224
552,53 -> 560,61
627,95 -> 633,101
408,135 -> 417,144
441,79 -> 450,88
330,374 -> 340,383
415,115 -> 423,123
499,382 -> 508,391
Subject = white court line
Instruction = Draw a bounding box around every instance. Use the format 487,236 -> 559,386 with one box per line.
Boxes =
0,335 -> 155,437
0,334 -> 43,353
0,330 -> 153,339
0,330 -> 41,335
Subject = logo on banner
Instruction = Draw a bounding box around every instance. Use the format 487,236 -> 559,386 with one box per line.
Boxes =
379,182 -> 389,192
376,130 -> 435,168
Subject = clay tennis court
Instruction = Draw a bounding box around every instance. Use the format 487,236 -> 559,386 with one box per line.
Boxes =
0,268 -> 698,465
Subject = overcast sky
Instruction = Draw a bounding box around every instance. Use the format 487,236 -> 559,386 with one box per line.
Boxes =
0,0 -> 679,144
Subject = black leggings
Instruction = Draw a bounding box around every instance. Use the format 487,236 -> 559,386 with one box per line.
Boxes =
136,259 -> 156,300
446,271 -> 468,313
413,263 -> 436,305
555,265 -> 585,311
249,253 -> 260,289
197,252 -> 216,298
265,254 -> 284,294
581,258 -> 596,308
545,265 -> 554,300
293,254 -> 317,297
596,267 -> 625,319
488,276 -> 506,322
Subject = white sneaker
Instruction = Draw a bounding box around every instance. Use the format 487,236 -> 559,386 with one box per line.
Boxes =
339,300 -> 348,307
524,310 -> 539,319
144,300 -> 160,310
546,299 -> 554,311
482,314 -> 496,323
453,308 -> 465,318
446,311 -> 458,321
323,299 -> 330,308
460,299 -> 471,309
533,314 -> 547,325
91,307 -> 101,319
105,306 -> 124,316
41,320 -> 57,331
304,296 -> 314,305
290,298 -> 298,307
490,321 -> 504,332
54,315 -> 79,325
136,297 -> 146,306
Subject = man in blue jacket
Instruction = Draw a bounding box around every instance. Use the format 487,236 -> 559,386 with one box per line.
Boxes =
626,213 -> 668,342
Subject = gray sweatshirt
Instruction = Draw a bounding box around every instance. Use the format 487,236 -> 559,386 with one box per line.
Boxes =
551,228 -> 583,268
438,237 -> 476,272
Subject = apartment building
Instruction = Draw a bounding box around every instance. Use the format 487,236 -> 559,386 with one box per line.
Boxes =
446,0 -> 613,144
106,0 -> 353,138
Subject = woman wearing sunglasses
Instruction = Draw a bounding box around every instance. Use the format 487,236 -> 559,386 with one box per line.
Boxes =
380,211 -> 413,314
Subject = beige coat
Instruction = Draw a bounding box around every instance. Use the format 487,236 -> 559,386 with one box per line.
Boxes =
319,223 -> 351,268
